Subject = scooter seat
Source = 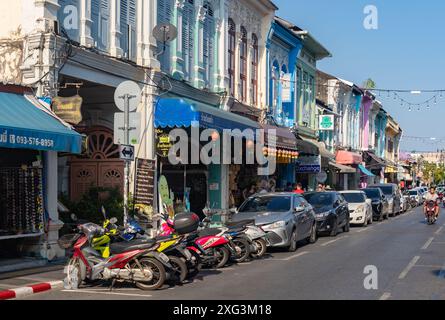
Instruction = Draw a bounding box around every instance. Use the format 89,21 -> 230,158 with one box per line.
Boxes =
110,239 -> 157,254
198,228 -> 222,237
226,227 -> 246,234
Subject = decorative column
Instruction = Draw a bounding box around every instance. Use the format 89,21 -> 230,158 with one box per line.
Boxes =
214,18 -> 223,92
234,24 -> 241,100
145,0 -> 160,68
171,0 -> 184,79
110,0 -> 123,56
246,33 -> 252,106
80,0 -> 94,47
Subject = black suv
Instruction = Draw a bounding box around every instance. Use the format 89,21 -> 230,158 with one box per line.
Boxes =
368,184 -> 401,217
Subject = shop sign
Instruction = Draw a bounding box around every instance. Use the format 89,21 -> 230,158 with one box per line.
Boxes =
319,115 -> 334,131
52,95 -> 83,125
281,73 -> 292,103
296,155 -> 321,173
134,158 -> 156,207
156,129 -> 174,158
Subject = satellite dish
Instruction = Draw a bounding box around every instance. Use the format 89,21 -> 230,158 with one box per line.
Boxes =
153,23 -> 178,43
114,81 -> 142,112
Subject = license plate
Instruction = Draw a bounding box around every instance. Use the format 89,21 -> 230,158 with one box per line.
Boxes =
158,252 -> 169,263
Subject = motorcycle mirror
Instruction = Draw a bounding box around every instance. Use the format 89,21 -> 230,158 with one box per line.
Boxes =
70,213 -> 78,222
101,206 -> 107,219
109,217 -> 118,224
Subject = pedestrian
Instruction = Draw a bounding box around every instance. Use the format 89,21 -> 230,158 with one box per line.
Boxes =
243,183 -> 257,200
293,183 -> 305,195
258,180 -> 269,194
316,183 -> 325,192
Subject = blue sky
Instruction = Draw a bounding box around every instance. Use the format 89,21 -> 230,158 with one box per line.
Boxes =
275,0 -> 445,152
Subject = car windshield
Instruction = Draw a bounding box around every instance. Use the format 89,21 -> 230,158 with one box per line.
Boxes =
363,189 -> 380,199
238,196 -> 291,213
305,193 -> 335,206
374,186 -> 393,195
342,193 -> 366,203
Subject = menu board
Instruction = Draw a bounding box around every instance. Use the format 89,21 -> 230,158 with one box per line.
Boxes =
133,158 -> 156,206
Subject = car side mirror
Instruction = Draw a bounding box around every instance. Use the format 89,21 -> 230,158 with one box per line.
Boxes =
294,206 -> 305,213
70,213 -> 78,222
229,208 -> 238,214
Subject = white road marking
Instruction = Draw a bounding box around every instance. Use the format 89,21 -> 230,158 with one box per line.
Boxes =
356,228 -> 369,233
321,236 -> 348,247
398,256 -> 420,280
421,237 -> 435,250
435,227 -> 444,235
281,251 -> 309,261
379,292 -> 391,300
61,289 -> 152,298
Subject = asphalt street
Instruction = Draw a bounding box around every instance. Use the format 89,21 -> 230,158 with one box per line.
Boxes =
8,206 -> 445,300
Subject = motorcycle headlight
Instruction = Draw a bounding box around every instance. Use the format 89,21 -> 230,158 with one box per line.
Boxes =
267,221 -> 286,229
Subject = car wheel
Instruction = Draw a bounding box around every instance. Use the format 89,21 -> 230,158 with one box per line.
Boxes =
287,229 -> 298,252
330,220 -> 338,237
369,214 -> 373,225
306,223 -> 318,244
363,216 -> 368,227
343,219 -> 350,233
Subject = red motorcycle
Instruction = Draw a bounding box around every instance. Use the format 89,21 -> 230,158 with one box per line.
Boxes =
425,201 -> 438,225
61,222 -> 171,290
160,214 -> 231,269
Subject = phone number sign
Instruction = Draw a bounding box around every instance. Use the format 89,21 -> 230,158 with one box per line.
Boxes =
0,129 -> 61,152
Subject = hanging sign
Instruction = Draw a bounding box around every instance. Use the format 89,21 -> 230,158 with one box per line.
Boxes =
296,155 -> 321,173
133,158 -> 156,207
319,115 -> 334,131
52,95 -> 83,125
281,73 -> 292,103
156,128 -> 174,158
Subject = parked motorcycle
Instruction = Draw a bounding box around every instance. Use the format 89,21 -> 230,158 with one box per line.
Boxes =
60,220 -> 171,291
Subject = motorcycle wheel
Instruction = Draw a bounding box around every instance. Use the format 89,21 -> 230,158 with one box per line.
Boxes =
250,238 -> 267,259
167,256 -> 188,285
213,247 -> 230,269
63,258 -> 82,290
185,251 -> 202,280
231,238 -> 251,263
134,257 -> 166,290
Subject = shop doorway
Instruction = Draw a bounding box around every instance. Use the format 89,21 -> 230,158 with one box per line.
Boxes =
70,127 -> 124,201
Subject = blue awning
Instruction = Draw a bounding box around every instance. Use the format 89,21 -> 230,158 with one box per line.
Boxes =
0,92 -> 82,154
358,164 -> 375,177
155,98 -> 260,133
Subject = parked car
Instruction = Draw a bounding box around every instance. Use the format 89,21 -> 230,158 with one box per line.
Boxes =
362,188 -> 390,221
368,184 -> 401,217
231,193 -> 318,252
304,192 -> 350,237
399,190 -> 409,213
339,191 -> 373,227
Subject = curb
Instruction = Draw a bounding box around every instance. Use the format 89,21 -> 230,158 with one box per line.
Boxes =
0,281 -> 64,300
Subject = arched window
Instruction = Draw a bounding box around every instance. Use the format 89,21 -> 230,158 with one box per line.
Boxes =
239,27 -> 248,102
251,34 -> 258,105
182,0 -> 195,80
228,19 -> 236,96
203,3 -> 215,88
157,0 -> 174,73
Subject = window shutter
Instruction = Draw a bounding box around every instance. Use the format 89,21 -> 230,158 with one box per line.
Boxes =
99,0 -> 110,50
91,0 -> 100,45
157,0 -> 173,73
129,0 -> 137,61
120,0 -> 129,57
203,4 -> 214,87
58,0 -> 80,42
182,1 -> 194,80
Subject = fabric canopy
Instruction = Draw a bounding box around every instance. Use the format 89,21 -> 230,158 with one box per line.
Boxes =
296,135 -> 320,156
262,124 -> 298,150
155,98 -> 260,133
358,164 -> 375,177
0,92 -> 82,154
336,150 -> 362,165
329,161 -> 356,174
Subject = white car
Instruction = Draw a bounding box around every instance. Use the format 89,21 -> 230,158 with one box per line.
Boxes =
340,191 -> 373,226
